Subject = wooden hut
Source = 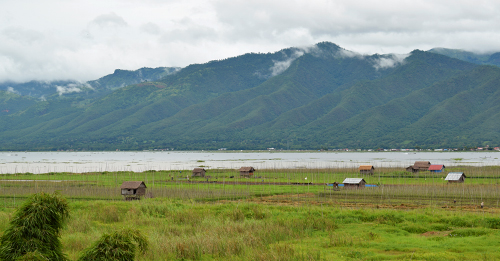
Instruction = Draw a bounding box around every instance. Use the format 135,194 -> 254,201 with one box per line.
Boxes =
342,178 -> 366,189
359,165 -> 375,175
239,167 -> 255,177
428,164 -> 445,173
120,181 -> 147,200
445,172 -> 466,183
192,168 -> 206,177
406,161 -> 431,173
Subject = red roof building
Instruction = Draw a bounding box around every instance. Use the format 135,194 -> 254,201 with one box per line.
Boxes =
428,164 -> 445,172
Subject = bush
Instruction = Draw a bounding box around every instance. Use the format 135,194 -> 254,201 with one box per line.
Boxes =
78,228 -> 148,261
0,192 -> 69,261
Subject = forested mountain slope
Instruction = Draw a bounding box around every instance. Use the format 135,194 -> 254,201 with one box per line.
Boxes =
1,42 -> 499,150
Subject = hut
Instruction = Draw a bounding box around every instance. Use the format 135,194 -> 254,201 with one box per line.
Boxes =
192,168 -> 206,177
406,161 -> 431,173
359,165 -> 375,175
239,167 -> 255,176
342,178 -> 366,189
428,164 -> 445,173
445,172 -> 466,183
120,181 -> 147,200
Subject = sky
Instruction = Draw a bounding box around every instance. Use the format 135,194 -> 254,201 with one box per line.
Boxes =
1,0 -> 500,83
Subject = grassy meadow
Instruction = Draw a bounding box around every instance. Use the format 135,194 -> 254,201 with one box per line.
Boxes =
0,166 -> 500,260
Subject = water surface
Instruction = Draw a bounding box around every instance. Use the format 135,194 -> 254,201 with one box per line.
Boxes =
0,151 -> 498,174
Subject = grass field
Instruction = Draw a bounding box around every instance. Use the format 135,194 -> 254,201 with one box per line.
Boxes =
0,166 -> 500,260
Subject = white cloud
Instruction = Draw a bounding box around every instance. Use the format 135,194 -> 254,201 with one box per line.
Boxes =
0,0 -> 500,83
6,87 -> 20,95
270,50 -> 304,77
373,53 -> 410,70
56,84 -> 82,96
91,13 -> 128,28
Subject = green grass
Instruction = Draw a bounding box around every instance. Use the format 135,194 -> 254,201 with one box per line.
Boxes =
0,167 -> 500,259
0,198 -> 498,260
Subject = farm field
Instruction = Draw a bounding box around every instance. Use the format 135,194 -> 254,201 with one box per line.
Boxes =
0,166 -> 500,260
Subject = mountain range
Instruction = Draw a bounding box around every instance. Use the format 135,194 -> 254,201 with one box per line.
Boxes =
1,42 -> 499,151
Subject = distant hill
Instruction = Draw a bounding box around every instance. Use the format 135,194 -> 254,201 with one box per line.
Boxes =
1,42 -> 500,151
428,48 -> 500,67
0,67 -> 179,98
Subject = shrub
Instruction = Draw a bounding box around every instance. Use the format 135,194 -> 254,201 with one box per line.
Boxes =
78,228 -> 148,261
0,192 -> 69,261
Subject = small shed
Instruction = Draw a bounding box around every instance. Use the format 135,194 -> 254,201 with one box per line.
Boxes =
120,181 -> 147,200
359,165 -> 375,175
428,164 -> 445,172
445,172 -> 466,183
239,167 -> 255,176
192,168 -> 206,177
342,178 -> 366,189
406,161 -> 431,173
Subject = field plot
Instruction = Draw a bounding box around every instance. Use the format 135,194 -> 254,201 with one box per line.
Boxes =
0,167 -> 500,260
1,166 -> 499,207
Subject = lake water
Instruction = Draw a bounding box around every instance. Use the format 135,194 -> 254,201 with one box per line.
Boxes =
0,151 -> 498,174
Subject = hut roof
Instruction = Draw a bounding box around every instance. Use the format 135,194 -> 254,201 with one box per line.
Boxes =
193,168 -> 206,173
239,167 -> 255,172
445,172 -> 466,181
120,181 -> 146,189
359,165 -> 374,171
428,165 -> 445,171
414,161 -> 431,168
342,178 -> 366,184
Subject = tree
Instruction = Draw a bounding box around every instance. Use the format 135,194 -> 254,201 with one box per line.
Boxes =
78,228 -> 148,261
0,192 -> 69,261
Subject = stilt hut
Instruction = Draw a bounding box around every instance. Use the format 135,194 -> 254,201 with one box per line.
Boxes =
120,181 -> 147,200
359,165 -> 375,175
445,172 -> 466,183
192,168 -> 206,177
342,178 -> 366,189
239,167 -> 255,177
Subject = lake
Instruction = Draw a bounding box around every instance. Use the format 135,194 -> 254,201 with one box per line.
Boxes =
0,151 -> 498,174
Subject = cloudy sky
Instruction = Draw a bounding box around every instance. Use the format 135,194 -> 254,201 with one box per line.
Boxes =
1,0 -> 500,83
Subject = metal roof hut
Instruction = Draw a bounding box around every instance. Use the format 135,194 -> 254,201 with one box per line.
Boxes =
120,181 -> 147,200
192,168 -> 206,177
428,164 -> 445,173
359,165 -> 375,175
406,161 -> 431,173
239,167 -> 255,177
445,172 -> 466,183
342,178 -> 366,189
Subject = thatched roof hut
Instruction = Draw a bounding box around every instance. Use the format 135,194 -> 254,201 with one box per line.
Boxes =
406,161 -> 431,172
239,167 -> 255,176
120,181 -> 147,200
445,172 -> 466,183
192,168 -> 206,177
359,165 -> 375,174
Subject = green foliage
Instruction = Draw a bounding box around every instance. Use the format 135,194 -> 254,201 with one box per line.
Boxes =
0,192 -> 69,261
77,228 -> 148,261
449,228 -> 490,237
